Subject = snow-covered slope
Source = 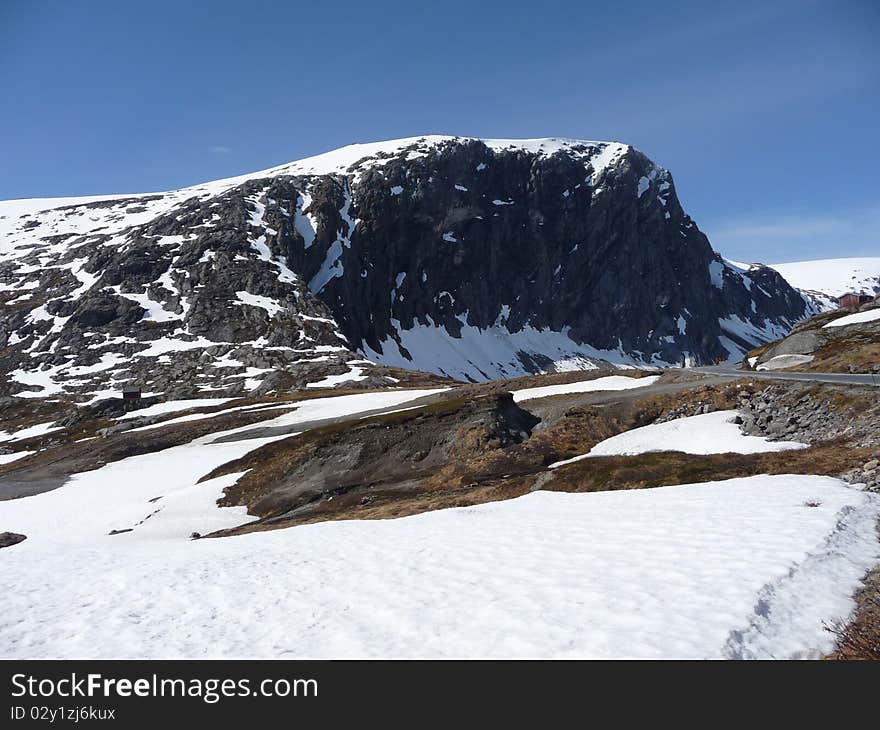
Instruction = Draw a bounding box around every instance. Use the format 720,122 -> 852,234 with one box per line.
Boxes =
1,135 -> 813,397
767,257 -> 880,308
0,136 -> 623,228
1,453 -> 876,657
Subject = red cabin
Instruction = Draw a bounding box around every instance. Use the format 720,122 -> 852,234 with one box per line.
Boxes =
837,293 -> 873,309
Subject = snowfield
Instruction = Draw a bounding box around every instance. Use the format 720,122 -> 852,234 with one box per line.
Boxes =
511,374 -> 660,402
550,410 -> 806,468
1,388 -> 877,659
0,475 -> 876,659
769,257 -> 880,299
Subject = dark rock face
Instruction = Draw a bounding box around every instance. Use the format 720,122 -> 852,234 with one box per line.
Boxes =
0,531 -> 26,549
0,136 -> 813,397
304,140 -> 812,378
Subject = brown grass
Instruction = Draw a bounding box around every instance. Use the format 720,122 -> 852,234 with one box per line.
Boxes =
826,562 -> 880,660
806,339 -> 880,374
743,342 -> 773,366
221,473 -> 537,535
543,441 -> 872,494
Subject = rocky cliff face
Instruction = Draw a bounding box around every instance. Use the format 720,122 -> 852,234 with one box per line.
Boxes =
0,136 -> 814,398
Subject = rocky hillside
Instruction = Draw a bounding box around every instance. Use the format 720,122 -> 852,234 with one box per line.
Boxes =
745,295 -> 880,373
208,391 -> 541,530
1,136 -> 815,399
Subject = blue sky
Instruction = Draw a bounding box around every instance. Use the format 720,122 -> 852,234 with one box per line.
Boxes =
1,0 -> 877,263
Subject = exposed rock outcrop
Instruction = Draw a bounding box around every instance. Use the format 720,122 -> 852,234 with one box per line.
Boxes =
746,296 -> 880,373
0,531 -> 26,549
736,383 -> 880,450
209,391 -> 541,527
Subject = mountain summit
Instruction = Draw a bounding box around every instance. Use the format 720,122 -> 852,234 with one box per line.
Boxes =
0,136 -> 813,398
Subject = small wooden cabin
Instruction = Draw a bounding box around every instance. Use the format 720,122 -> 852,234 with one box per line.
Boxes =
837,293 -> 873,309
122,386 -> 142,401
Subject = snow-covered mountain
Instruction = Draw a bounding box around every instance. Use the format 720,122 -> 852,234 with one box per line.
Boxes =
766,257 -> 880,309
0,135 -> 814,398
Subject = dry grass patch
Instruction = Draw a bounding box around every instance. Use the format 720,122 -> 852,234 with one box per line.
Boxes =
222,473 -> 537,534
543,441 -> 873,494
806,338 -> 880,374
826,561 -> 880,660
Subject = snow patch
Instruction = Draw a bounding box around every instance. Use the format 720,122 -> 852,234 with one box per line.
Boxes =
551,410 -> 806,467
512,375 -> 660,403
306,365 -> 368,388
756,354 -> 816,371
709,260 -> 725,289
769,258 -> 880,299
823,308 -> 880,329
234,291 -> 284,317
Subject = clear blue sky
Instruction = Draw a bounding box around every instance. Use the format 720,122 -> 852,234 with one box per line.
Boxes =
1,0 -> 877,263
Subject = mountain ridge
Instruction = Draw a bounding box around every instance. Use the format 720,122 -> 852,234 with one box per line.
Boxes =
1,135 -> 815,398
